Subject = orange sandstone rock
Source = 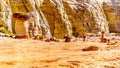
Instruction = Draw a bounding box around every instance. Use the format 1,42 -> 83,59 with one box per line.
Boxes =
15,34 -> 29,39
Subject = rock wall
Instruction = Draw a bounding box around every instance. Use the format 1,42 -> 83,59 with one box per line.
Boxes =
0,0 -> 120,38
103,0 -> 120,33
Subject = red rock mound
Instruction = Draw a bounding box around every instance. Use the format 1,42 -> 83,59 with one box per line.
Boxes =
82,46 -> 99,51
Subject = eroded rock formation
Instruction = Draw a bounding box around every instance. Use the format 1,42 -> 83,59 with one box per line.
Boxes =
0,0 -> 120,38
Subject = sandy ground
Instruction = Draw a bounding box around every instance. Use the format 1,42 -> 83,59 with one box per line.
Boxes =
0,35 -> 120,68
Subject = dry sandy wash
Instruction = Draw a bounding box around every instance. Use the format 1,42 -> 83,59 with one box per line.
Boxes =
0,35 -> 120,68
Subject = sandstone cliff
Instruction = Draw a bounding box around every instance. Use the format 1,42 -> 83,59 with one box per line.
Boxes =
0,0 -> 120,38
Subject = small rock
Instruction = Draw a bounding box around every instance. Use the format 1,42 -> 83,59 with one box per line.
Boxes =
64,35 -> 71,42
82,46 -> 99,51
45,39 -> 51,42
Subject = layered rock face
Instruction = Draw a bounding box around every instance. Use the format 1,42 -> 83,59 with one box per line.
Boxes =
103,0 -> 120,33
0,0 -> 120,38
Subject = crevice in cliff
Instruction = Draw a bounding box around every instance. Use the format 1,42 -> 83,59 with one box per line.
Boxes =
29,0 -> 52,38
22,0 -> 29,12
40,0 -> 71,38
62,1 -> 98,37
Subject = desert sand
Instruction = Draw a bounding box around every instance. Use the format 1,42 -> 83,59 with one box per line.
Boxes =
0,34 -> 120,68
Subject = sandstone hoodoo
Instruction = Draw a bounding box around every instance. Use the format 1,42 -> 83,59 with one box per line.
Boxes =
0,0 -> 120,38
83,36 -> 86,41
101,31 -> 111,43
101,31 -> 105,42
